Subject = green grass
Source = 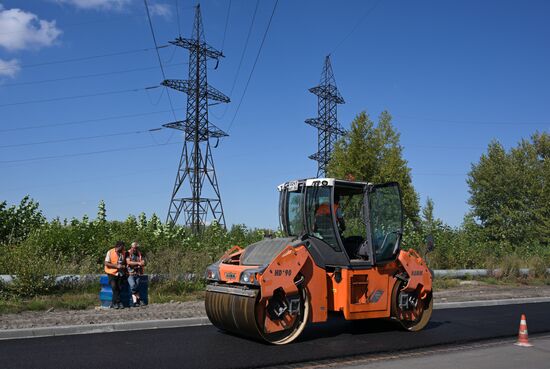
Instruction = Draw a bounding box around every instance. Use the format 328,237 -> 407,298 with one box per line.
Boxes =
148,280 -> 205,303
432,275 -> 550,290
0,291 -> 98,314
432,278 -> 461,289
0,280 -> 207,314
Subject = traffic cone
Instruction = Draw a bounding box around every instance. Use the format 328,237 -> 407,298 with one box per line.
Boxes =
515,314 -> 533,347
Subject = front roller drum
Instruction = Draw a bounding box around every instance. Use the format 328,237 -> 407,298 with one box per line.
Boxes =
205,284 -> 309,345
205,287 -> 263,341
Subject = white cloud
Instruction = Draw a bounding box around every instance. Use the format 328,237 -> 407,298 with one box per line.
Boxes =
0,58 -> 20,78
0,6 -> 62,51
55,0 -> 131,10
149,3 -> 171,18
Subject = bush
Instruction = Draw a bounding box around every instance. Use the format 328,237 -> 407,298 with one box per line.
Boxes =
4,244 -> 58,297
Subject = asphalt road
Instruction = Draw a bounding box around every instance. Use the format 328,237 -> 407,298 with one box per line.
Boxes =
1,303 -> 549,369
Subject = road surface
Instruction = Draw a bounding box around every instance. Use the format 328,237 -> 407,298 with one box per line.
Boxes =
1,302 -> 549,369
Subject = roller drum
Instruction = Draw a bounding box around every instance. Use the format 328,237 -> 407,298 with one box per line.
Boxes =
205,287 -> 263,340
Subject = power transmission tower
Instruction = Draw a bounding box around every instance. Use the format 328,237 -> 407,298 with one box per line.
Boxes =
305,55 -> 345,177
163,4 -> 229,232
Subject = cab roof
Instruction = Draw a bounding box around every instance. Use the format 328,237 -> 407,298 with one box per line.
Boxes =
277,178 -> 371,191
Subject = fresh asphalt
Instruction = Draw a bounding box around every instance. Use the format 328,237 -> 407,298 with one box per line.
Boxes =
1,302 -> 549,369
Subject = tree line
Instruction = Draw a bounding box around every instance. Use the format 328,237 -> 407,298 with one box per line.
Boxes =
328,111 -> 549,268
0,110 -> 548,296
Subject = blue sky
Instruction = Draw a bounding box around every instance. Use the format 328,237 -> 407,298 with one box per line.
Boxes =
0,0 -> 548,229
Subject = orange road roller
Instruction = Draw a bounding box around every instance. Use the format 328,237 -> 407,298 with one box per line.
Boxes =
205,178 -> 433,344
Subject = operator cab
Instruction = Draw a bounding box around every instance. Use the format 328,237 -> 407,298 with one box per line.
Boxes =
278,178 -> 404,267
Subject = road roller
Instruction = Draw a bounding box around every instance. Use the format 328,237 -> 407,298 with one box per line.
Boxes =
205,178 -> 433,344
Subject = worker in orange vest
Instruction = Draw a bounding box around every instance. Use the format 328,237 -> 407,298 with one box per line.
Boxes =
126,241 -> 146,307
104,240 -> 127,309
315,194 -> 346,233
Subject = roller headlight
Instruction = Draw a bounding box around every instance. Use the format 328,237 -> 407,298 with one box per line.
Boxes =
240,270 -> 258,285
205,265 -> 220,281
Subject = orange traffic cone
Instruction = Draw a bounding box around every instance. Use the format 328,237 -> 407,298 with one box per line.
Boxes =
515,314 -> 533,347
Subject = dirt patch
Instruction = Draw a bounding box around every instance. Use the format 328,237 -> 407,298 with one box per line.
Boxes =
434,283 -> 550,303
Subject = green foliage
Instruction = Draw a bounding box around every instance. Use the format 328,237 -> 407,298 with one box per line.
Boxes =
327,111 -> 420,223
3,244 -> 58,297
467,132 -> 549,248
0,198 -> 266,297
0,196 -> 46,245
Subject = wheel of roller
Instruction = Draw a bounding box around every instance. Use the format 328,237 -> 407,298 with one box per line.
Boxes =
258,285 -> 309,345
390,280 -> 433,332
205,285 -> 309,345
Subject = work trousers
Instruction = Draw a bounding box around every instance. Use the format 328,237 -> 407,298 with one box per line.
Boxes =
128,275 -> 141,295
108,274 -> 125,305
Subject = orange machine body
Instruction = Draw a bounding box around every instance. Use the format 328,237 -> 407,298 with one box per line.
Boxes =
212,242 -> 431,325
205,178 -> 434,345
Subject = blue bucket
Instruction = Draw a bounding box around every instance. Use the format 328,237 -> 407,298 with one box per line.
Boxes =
99,275 -> 149,307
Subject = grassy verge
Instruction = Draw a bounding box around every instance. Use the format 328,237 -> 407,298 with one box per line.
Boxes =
0,280 -> 206,314
148,281 -> 205,304
0,290 -> 98,314
432,275 -> 550,290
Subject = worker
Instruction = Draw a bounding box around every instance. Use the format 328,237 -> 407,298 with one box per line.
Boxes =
315,194 -> 346,233
104,240 -> 127,309
126,241 -> 146,307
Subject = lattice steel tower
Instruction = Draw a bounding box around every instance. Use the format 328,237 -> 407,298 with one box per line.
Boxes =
305,55 -> 345,177
163,5 -> 229,232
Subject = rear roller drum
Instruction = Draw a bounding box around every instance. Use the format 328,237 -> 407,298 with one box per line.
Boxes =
391,281 -> 433,331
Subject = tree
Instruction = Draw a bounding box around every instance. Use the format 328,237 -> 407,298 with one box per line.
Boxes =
0,196 -> 46,245
467,132 -> 549,248
422,197 -> 441,233
327,111 -> 420,223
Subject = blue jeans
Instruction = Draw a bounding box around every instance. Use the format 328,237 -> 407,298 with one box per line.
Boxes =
128,275 -> 141,295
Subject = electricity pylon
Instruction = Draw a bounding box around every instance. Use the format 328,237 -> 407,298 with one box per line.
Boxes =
305,55 -> 345,177
163,5 -> 229,232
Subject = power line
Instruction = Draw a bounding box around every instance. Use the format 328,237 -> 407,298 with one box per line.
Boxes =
220,0 -> 232,51
0,109 -> 183,133
330,0 -> 382,54
0,128 -> 163,149
213,0 -> 259,120
0,142 -> 180,165
0,10 -> 191,37
414,172 -> 467,177
144,0 -> 179,127
0,86 -> 159,108
396,114 -> 550,126
3,167 -> 172,193
175,0 -> 183,36
0,46 -> 169,73
0,62 -> 187,88
225,0 -> 279,134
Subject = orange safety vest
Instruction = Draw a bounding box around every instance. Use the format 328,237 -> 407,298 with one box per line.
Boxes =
104,248 -> 124,276
316,203 -> 338,216
127,250 -> 143,275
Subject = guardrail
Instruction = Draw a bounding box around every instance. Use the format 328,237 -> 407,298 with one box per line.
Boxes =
433,268 -> 550,278
1,269 -> 549,285
0,273 -> 197,285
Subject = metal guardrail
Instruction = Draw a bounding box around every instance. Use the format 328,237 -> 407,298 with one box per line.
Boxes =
0,273 -> 197,285
433,268 -> 550,278
2,269 -> 550,285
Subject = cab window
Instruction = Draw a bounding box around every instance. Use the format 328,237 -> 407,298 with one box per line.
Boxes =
286,190 -> 304,236
369,184 -> 403,262
305,186 -> 340,251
